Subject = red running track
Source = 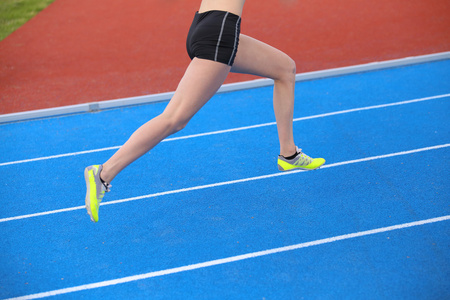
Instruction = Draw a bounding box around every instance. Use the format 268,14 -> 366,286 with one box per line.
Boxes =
0,0 -> 449,114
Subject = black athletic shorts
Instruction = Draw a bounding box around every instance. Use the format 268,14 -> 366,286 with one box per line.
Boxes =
186,10 -> 241,66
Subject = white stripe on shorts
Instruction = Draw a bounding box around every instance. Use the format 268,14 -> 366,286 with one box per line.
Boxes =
215,12 -> 229,62
228,16 -> 241,65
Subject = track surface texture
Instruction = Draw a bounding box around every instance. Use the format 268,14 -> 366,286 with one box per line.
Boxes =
0,60 -> 449,299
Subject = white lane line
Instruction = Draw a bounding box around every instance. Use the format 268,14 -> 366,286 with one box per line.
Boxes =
7,215 -> 450,300
0,146 -> 122,167
293,93 -> 450,121
1,93 -> 449,167
1,143 -> 448,224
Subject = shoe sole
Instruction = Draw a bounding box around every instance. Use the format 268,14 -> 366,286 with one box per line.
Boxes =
278,160 -> 326,172
278,166 -> 323,172
84,167 -> 97,222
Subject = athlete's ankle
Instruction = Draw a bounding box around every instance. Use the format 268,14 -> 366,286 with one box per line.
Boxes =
280,145 -> 298,159
99,165 -> 113,184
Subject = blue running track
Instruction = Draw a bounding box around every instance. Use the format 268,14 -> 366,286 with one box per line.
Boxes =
0,60 -> 449,299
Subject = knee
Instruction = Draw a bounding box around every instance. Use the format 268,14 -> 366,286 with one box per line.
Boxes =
170,121 -> 187,135
274,56 -> 296,84
161,113 -> 189,135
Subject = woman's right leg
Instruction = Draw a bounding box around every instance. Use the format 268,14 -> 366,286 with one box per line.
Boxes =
231,34 -> 325,172
231,34 -> 297,157
100,58 -> 231,183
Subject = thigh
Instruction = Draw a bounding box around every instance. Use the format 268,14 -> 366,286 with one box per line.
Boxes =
231,34 -> 295,79
163,58 -> 231,121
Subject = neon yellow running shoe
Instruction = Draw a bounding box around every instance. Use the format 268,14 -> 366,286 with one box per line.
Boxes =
277,147 -> 325,171
84,165 -> 111,222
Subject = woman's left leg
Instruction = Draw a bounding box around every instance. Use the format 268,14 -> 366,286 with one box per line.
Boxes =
100,58 -> 231,183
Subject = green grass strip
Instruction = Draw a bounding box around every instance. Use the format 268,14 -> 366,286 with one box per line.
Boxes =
0,0 -> 56,41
